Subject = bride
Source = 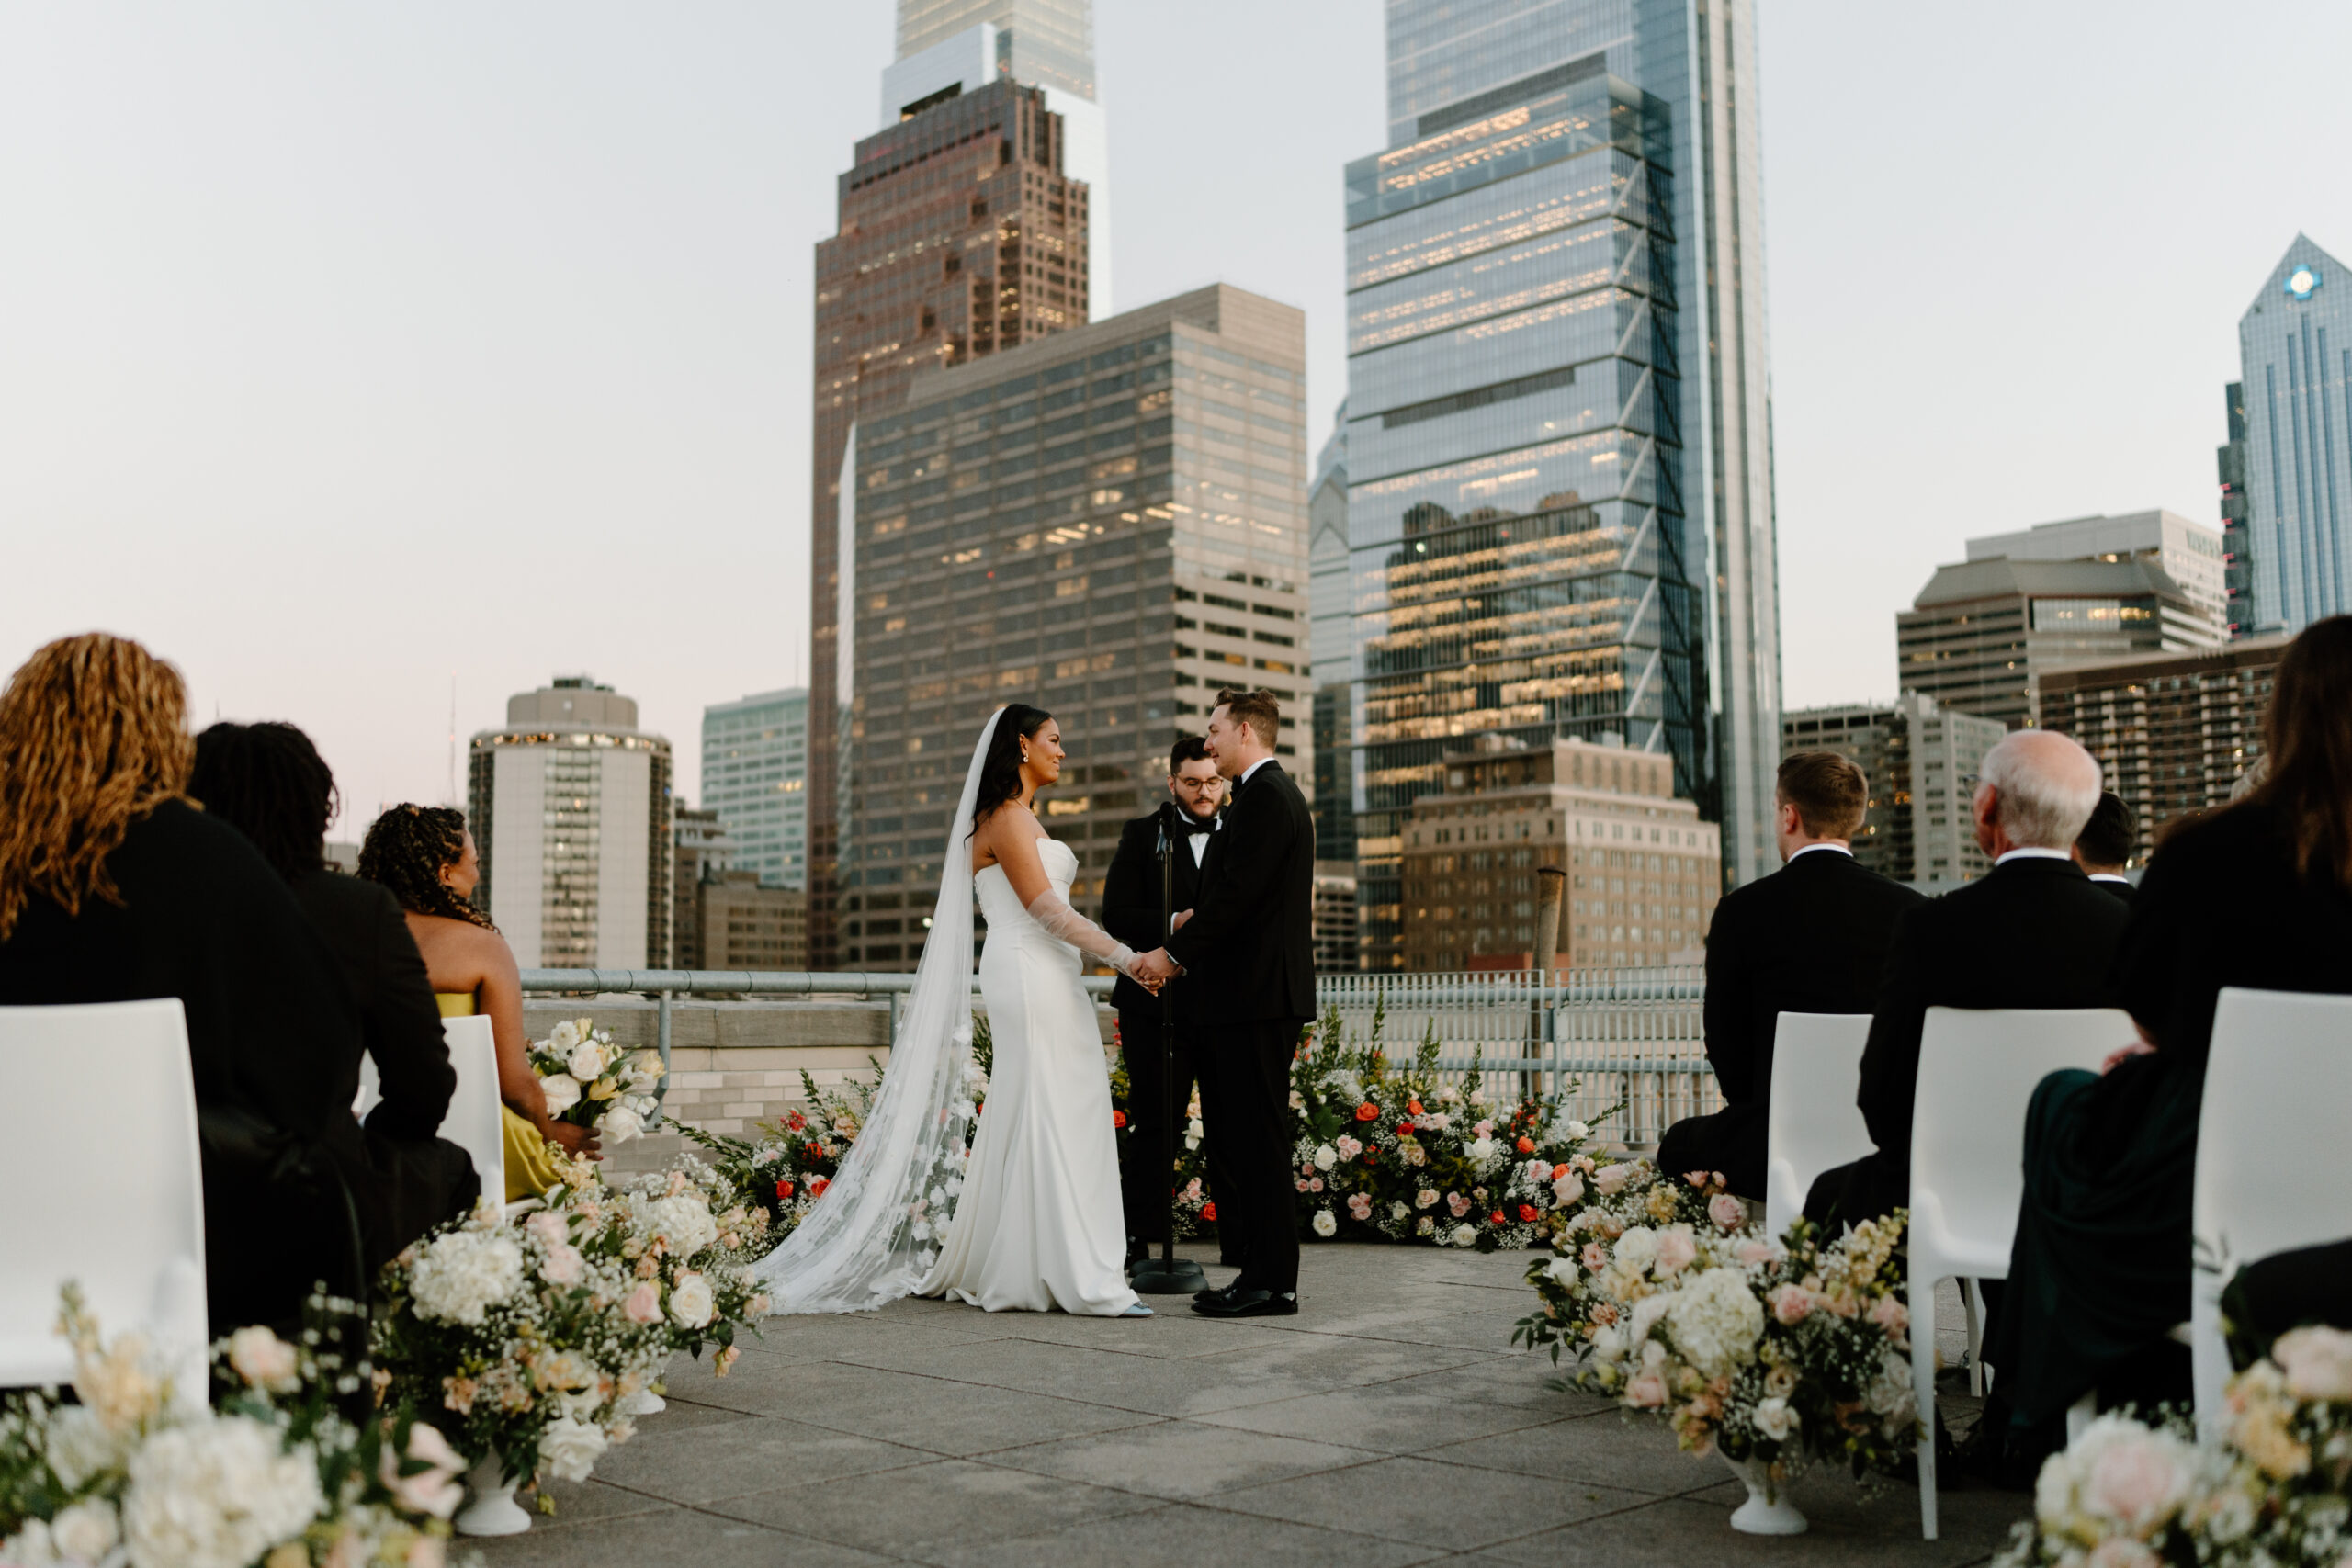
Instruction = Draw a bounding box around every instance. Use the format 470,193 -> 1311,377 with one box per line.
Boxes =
752,704 -> 1156,1318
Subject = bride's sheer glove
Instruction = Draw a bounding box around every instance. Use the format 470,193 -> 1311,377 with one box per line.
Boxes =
1022,887 -> 1151,985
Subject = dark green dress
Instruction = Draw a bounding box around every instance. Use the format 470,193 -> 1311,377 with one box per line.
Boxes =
1990,801 -> 2352,1426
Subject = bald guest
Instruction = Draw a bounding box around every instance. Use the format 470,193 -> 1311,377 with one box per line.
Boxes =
1804,729 -> 2132,1231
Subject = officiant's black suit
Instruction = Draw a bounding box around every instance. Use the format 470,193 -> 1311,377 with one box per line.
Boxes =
1163,760 -> 1314,1294
1802,855 -> 2131,1228
1654,849 -> 1924,1198
1102,806 -> 1235,1249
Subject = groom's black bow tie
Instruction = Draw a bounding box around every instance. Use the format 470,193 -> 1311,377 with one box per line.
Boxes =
1183,821 -> 1216,836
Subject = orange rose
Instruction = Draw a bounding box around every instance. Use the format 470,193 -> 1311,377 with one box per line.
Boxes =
1407,1100 -> 1424,1115
1353,1102 -> 1379,1122
1518,1203 -> 1538,1222
1113,1110 -> 1127,1129
1202,1201 -> 1217,1222
775,1180 -> 795,1200
1515,1135 -> 1535,1154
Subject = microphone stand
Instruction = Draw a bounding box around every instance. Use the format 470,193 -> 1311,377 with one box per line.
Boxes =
1129,802 -> 1207,1296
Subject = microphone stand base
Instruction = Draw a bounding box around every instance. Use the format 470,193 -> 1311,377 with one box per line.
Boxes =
1129,1257 -> 1210,1294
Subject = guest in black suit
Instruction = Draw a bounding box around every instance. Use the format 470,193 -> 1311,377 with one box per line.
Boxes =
1986,617 -> 2352,1468
1656,751 -> 1925,1200
1138,689 -> 1315,1318
190,722 -> 479,1271
0,636 -> 364,1334
1804,728 -> 2131,1231
1102,735 -> 1234,1263
2075,790 -> 2137,905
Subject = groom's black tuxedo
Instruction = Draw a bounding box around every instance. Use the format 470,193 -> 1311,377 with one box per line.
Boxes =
1164,759 -> 1315,1294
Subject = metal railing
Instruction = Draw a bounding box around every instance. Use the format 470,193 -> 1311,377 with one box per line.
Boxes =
519,965 -> 1713,1146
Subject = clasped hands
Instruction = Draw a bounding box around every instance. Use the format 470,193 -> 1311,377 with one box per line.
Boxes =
1124,910 -> 1191,991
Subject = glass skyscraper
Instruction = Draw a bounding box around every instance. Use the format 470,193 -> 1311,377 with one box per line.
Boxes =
700,689 -> 808,890
2236,234 -> 2352,637
1342,0 -> 1781,967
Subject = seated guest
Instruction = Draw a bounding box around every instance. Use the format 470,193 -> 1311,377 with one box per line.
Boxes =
1988,615 -> 2352,1461
0,635 -> 362,1332
189,722 -> 478,1268
358,805 -> 598,1201
1656,751 -> 1924,1200
1804,728 -> 2130,1230
2075,790 -> 2137,903
2222,1238 -> 2352,1368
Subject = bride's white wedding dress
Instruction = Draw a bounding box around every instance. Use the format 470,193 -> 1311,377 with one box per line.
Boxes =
920,838 -> 1139,1315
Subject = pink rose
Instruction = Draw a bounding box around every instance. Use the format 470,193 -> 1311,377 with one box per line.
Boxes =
1335,1135 -> 1363,1159
540,1242 -> 584,1285
2085,1434 -> 2191,1534
1653,1229 -> 1697,1276
1869,1293 -> 1909,1339
2083,1541 -> 2159,1568
1309,1177 -> 1325,1192
1447,1192 -> 1471,1217
1624,1371 -> 1668,1409
1295,1179 -> 1311,1191
1580,1242 -> 1609,1270
1593,1163 -> 1634,1195
1735,1240 -> 1779,1267
1526,1160 -> 1554,1184
1769,1284 -> 1815,1325
1347,1193 -> 1373,1221
1708,1194 -> 1747,1233
524,1211 -> 567,1246
1552,1172 -> 1586,1205
623,1282 -> 662,1325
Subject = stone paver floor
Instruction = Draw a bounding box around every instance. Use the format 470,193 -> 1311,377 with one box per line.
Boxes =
485,1245 -> 2023,1566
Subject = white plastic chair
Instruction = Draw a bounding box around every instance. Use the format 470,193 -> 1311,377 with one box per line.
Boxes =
1910,1005 -> 2134,1540
0,999 -> 209,1411
355,1016 -> 511,1213
2190,987 -> 2352,1430
1763,1011 -> 1875,1240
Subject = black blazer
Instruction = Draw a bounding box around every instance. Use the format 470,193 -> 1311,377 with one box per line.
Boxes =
1102,806 -> 1217,1021
290,869 -> 456,1144
1855,854 -> 2132,1166
2090,876 -> 2138,906
1163,761 -> 1315,1022
1702,849 -> 1927,1105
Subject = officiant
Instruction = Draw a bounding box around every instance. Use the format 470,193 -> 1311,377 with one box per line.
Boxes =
1102,735 -> 1234,1268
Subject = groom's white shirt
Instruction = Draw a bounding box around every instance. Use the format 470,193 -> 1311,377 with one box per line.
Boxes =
1238,757 -> 1275,788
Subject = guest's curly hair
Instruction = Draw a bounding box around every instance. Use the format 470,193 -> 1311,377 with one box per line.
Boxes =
358,803 -> 495,929
189,721 -> 339,883
970,705 -> 1053,831
0,633 -> 193,942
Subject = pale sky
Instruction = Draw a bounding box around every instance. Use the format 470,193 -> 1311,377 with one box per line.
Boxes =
4,2 -> 2346,829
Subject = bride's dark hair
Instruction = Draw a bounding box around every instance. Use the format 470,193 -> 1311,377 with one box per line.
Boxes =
971,705 -> 1053,832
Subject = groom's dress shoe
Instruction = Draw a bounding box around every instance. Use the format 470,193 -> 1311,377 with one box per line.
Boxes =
1192,1281 -> 1241,1304
1192,1289 -> 1297,1318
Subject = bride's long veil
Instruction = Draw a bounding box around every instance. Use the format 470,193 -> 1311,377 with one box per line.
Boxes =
752,707 -> 1002,1314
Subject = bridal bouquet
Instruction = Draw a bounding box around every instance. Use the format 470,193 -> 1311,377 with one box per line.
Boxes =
527,1017 -> 662,1145
371,1199 -> 670,1495
0,1286 -> 463,1568
1997,1325 -> 2352,1568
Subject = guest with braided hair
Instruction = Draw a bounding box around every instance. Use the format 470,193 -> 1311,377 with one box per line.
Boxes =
360,805 -> 599,1200
191,723 -> 479,1269
0,634 -> 365,1333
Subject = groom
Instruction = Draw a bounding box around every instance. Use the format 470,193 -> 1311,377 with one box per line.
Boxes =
1134,688 -> 1314,1318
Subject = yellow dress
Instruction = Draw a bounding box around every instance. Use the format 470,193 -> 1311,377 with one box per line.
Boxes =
435,992 -> 564,1203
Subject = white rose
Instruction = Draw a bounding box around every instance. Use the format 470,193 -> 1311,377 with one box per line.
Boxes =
1566,1120 -> 1589,1140
1552,1172 -> 1586,1205
1310,1209 -> 1338,1238
538,1073 -> 582,1115
1753,1397 -> 1797,1441
604,1105 -> 646,1143
1590,1325 -> 1626,1361
536,1416 -> 607,1484
1614,1225 -> 1659,1270
225,1325 -> 299,1393
48,1500 -> 119,1564
669,1273 -> 717,1328
1546,1257 -> 1577,1286
1450,1224 -> 1476,1247
1312,1144 -> 1337,1172
1390,1201 -> 1409,1221
548,1021 -> 581,1053
567,1041 -> 607,1080
121,1415 -> 322,1568
1467,1137 -> 1497,1164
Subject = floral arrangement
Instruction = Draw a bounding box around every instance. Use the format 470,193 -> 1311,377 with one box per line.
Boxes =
527,1017 -> 662,1145
580,1159 -> 774,1372
1996,1325 -> 2352,1568
369,1195 -> 671,1495
675,1066 -> 880,1245
1513,1162 -> 1918,1489
0,1286 -> 462,1568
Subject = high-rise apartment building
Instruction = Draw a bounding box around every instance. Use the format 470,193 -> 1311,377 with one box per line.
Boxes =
468,676 -> 673,969
1897,557 -> 2222,730
671,807 -> 729,971
1399,738 -> 1719,973
2218,384 -> 2255,637
1781,694 -> 2004,886
838,285 -> 1309,970
697,871 -> 811,973
2037,637 -> 2290,865
700,690 -> 808,890
1306,404 -> 1352,869
1312,862 -> 1360,976
808,76 -> 1094,966
2234,235 -> 2352,637
1965,512 -> 2226,630
1340,0 -> 1783,970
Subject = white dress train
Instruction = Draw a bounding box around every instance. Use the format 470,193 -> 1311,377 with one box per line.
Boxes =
921,839 -> 1139,1316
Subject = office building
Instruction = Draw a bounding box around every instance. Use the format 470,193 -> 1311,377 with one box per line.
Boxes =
887,0 -> 1108,318
839,285 -> 1309,969
2218,384 -> 2255,637
1307,403 -> 1353,867
697,871 -> 811,973
1897,557 -> 2222,729
808,73 -> 1093,968
1966,511 -> 2226,629
1781,694 -> 2005,886
1399,737 -> 1718,973
1340,0 -> 1784,970
468,676 -> 673,970
2235,236 -> 2352,637
2038,637 -> 2290,865
1312,862 -> 1360,976
672,807 -> 729,971
701,689 -> 808,889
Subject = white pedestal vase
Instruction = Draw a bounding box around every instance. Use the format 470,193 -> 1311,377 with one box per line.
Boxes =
454,1456 -> 532,1537
617,1388 -> 666,1417
1723,1453 -> 1806,1535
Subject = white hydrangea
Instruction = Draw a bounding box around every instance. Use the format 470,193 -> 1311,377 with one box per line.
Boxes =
119,1415 -> 321,1568
1613,1225 -> 1659,1271
1664,1267 -> 1765,1381
645,1194 -> 718,1258
409,1228 -> 525,1325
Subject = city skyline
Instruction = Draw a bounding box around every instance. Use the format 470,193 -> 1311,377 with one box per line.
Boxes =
3,2 -> 2347,835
